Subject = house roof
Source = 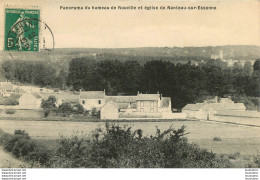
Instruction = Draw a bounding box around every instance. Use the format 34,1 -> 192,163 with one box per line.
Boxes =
161,97 -> 171,108
41,92 -> 79,102
205,103 -> 246,111
80,91 -> 105,99
30,92 -> 43,99
102,100 -> 119,109
136,94 -> 160,101
105,96 -> 137,103
182,103 -> 206,111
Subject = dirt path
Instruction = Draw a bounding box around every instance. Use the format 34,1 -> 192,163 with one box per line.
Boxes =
0,147 -> 29,168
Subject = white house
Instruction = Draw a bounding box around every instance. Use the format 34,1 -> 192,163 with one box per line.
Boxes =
105,95 -> 137,112
100,101 -> 119,119
19,92 -> 43,109
182,103 -> 208,119
79,90 -> 105,111
182,97 -> 246,120
136,93 -> 161,113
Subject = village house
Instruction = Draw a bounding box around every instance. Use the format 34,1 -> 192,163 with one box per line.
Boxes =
19,91 -> 80,109
99,92 -> 173,119
100,101 -> 119,119
19,92 -> 43,109
0,81 -> 14,97
105,95 -> 137,113
182,103 -> 209,119
79,90 -> 105,111
182,96 -> 246,120
41,92 -> 79,106
136,93 -> 161,113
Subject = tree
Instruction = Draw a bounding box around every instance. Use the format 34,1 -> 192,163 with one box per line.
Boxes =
1,60 -> 15,81
47,96 -> 57,107
73,103 -> 85,114
232,62 -> 243,74
55,70 -> 68,89
59,102 -> 73,117
253,59 -> 260,72
41,100 -> 53,117
243,61 -> 253,76
41,96 -> 57,117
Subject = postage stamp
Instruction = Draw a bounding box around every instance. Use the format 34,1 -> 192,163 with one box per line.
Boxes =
4,8 -> 40,51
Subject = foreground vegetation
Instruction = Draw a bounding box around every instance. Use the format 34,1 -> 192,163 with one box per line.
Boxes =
0,124 -> 259,168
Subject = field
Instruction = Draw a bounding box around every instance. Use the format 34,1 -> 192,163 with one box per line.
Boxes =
0,119 -> 259,156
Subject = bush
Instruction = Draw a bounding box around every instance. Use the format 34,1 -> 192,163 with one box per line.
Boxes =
0,130 -> 52,167
253,153 -> 260,167
0,125 -> 232,168
2,96 -> 19,106
52,123 -> 231,168
213,137 -> 222,141
5,109 -> 16,115
228,152 -> 241,160
73,103 -> 84,114
43,110 -> 50,117
59,102 -> 73,117
41,96 -> 57,117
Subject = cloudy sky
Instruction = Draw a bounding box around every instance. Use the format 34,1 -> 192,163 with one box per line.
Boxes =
0,0 -> 259,49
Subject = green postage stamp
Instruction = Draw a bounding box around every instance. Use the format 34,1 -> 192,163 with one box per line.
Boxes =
4,8 -> 40,51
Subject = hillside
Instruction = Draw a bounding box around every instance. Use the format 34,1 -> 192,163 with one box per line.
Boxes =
0,45 -> 259,74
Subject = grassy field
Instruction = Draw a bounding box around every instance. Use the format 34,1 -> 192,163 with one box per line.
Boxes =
0,147 -> 29,168
0,119 -> 259,156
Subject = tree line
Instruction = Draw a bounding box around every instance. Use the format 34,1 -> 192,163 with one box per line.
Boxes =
1,60 -> 67,89
1,58 -> 259,109
67,58 -> 260,109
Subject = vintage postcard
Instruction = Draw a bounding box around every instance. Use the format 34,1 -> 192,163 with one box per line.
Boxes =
0,0 -> 259,179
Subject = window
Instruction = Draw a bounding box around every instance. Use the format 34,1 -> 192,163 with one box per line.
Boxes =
140,108 -> 144,112
150,102 -> 154,107
140,101 -> 144,107
150,108 -> 154,113
98,100 -> 101,104
82,100 -> 85,104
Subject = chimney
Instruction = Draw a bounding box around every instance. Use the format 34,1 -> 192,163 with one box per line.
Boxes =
137,91 -> 139,95
104,89 -> 106,96
215,96 -> 218,103
157,91 -> 159,94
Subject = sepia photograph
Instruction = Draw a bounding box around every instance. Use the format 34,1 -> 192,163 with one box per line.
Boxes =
0,0 -> 259,178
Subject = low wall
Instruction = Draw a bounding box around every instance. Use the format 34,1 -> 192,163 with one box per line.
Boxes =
161,112 -> 186,119
212,111 -> 260,126
119,112 -> 162,118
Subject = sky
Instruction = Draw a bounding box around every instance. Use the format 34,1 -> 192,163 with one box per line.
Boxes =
0,0 -> 260,49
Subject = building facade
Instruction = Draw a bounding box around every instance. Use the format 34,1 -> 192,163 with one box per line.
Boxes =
19,92 -> 43,109
79,90 -> 105,111
136,93 -> 161,113
100,101 -> 119,119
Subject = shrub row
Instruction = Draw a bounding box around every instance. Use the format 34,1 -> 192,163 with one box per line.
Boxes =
51,123 -> 232,168
4,124 -> 260,168
0,130 -> 52,167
